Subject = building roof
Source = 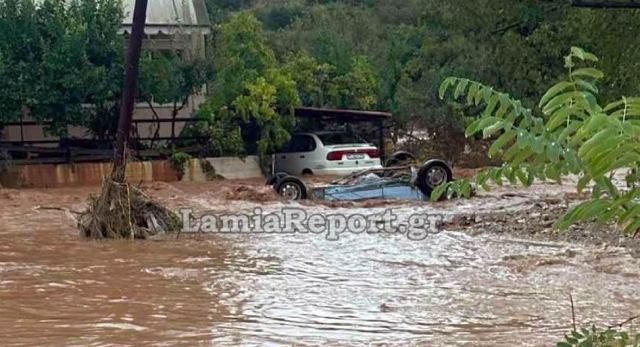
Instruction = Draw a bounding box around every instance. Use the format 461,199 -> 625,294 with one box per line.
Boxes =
120,0 -> 210,35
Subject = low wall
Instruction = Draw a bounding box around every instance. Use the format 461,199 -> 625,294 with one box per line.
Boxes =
202,156 -> 263,180
0,156 -> 264,188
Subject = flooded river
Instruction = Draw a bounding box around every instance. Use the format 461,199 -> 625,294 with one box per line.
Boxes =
1,181 -> 639,346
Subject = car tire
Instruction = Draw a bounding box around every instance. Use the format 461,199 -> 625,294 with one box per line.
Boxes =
275,176 -> 308,201
416,161 -> 453,198
265,172 -> 289,187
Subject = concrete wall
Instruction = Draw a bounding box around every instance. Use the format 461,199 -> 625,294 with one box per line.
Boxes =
0,156 -> 264,188
202,156 -> 263,180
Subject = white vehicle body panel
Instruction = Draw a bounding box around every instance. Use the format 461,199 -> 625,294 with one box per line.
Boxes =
274,133 -> 383,176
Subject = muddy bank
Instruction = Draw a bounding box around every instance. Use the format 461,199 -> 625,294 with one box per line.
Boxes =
443,195 -> 640,256
424,175 -> 640,254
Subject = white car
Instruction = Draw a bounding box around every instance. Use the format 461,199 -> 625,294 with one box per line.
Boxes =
274,132 -> 383,176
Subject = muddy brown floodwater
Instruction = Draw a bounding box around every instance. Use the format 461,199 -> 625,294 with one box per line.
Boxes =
1,180 -> 639,346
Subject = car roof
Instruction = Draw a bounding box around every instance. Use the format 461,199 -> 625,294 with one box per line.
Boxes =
293,131 -> 347,136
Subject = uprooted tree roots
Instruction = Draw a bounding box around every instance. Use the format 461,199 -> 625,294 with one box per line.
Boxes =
78,171 -> 180,239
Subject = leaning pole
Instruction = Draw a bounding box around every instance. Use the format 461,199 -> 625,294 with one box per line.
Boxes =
78,0 -> 181,239
112,0 -> 148,181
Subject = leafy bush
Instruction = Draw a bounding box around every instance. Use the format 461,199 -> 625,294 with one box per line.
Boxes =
557,326 -> 640,347
169,152 -> 192,180
436,47 -> 640,234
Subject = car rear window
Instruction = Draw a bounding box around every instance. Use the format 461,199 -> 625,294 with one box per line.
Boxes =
316,133 -> 365,146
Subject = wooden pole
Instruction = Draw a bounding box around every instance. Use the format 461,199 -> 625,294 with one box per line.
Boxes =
378,119 -> 385,162
112,0 -> 148,180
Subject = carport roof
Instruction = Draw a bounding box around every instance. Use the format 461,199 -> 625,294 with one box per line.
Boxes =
295,107 -> 392,122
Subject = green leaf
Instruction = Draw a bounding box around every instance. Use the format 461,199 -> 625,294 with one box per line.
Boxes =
578,128 -> 617,158
571,68 -> 604,80
564,336 -> 578,344
546,141 -> 561,162
495,98 -> 511,119
571,46 -> 586,60
430,182 -> 450,201
547,107 -> 573,132
512,148 -> 534,166
575,79 -> 598,95
483,86 -> 493,103
558,121 -> 582,143
542,91 -> 585,115
619,204 -> 640,224
583,52 -> 599,62
461,182 -> 472,198
483,94 -> 500,117
570,330 -> 584,339
453,78 -> 469,99
482,121 -> 504,138
438,77 -> 455,99
539,81 -> 574,109
467,82 -> 479,105
489,129 -> 516,158
531,135 -> 545,154
577,174 -> 592,192
465,117 -> 484,137
476,116 -> 499,133
604,99 -> 626,112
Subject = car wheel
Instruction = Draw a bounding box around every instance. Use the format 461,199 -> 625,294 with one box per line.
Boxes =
275,176 -> 308,201
416,162 -> 452,198
265,172 -> 289,186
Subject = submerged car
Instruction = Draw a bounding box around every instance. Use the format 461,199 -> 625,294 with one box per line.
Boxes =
273,131 -> 383,176
267,159 -> 453,201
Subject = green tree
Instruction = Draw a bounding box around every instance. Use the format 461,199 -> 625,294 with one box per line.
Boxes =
139,51 -> 213,143
283,51 -> 335,107
331,56 -> 379,110
198,12 -> 300,155
251,0 -> 640,159
0,0 -> 124,138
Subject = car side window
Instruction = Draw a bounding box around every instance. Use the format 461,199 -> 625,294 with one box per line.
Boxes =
288,135 -> 316,153
301,135 -> 316,152
285,136 -> 301,153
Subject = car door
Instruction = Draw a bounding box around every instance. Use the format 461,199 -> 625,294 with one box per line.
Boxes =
274,136 -> 297,174
275,135 -> 316,174
290,135 -> 316,173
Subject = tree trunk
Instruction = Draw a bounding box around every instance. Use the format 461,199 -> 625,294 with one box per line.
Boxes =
112,0 -> 148,182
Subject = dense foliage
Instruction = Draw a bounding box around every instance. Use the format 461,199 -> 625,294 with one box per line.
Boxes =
3,0 -> 640,157
206,0 -> 640,148
193,11 -> 382,155
436,47 -> 640,234
0,0 -> 123,137
0,0 -> 214,143
194,12 -> 300,155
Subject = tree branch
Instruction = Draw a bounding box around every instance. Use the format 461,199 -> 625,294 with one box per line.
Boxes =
146,99 -> 161,148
